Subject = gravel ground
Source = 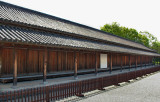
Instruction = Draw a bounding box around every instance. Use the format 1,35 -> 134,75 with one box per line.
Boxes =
61,71 -> 160,102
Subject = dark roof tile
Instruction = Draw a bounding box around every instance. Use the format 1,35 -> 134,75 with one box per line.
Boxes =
0,24 -> 159,56
0,1 -> 154,52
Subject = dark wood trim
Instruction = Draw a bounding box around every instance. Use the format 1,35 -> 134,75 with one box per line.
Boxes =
26,48 -> 29,74
43,48 -> 48,82
13,47 -> 17,86
65,51 -> 67,71
74,52 -> 78,79
136,55 -> 137,68
129,55 -> 131,70
145,56 -> 147,67
110,53 -> 112,73
121,55 -> 123,71
95,52 -> 98,75
141,56 -> 143,68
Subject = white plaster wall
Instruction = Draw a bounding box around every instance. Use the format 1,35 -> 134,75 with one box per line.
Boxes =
100,54 -> 107,68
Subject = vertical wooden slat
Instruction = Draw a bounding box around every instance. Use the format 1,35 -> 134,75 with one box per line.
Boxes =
65,84 -> 67,98
145,56 -> 147,67
2,92 -> 5,102
136,55 -> 137,68
141,56 -> 143,68
129,55 -> 131,70
46,86 -> 49,102
95,52 -> 98,75
34,88 -> 36,102
43,87 -> 45,101
28,89 -> 30,102
66,84 -> 68,98
10,91 -> 12,102
31,88 -> 33,102
43,48 -> 47,83
39,87 -> 42,101
14,91 -> 16,102
74,52 -> 78,79
62,84 -> 64,98
110,53 -> 112,73
66,51 -> 67,71
121,55 -> 123,72
51,86 -> 53,101
37,88 -> 39,101
13,47 -> 17,86
6,91 -> 8,102
58,85 -> 60,99
18,90 -> 20,102
21,90 -> 23,102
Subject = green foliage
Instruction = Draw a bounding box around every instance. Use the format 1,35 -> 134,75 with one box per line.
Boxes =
151,41 -> 160,53
100,22 -> 160,53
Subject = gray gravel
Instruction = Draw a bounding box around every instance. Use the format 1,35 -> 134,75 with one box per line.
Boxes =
77,72 -> 160,102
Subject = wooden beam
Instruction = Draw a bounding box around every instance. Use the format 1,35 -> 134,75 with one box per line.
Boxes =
110,53 -> 112,73
74,52 -> 78,79
13,47 -> 17,86
43,48 -> 48,83
95,52 -> 98,75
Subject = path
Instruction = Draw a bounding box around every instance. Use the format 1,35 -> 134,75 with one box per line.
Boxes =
78,71 -> 160,102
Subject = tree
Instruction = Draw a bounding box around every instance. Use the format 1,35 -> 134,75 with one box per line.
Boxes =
151,41 -> 160,53
100,22 -> 147,45
139,31 -> 157,47
100,22 -> 160,53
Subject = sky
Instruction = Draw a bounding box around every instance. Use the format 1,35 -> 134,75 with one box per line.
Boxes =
1,0 -> 160,41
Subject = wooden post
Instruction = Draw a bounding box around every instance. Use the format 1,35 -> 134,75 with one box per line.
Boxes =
152,57 -> 153,65
129,55 -> 131,71
66,51 -> 67,71
74,52 -> 78,79
110,53 -> 112,74
121,55 -> 123,72
13,48 -> 17,87
145,56 -> 147,67
141,56 -> 143,68
95,52 -> 98,75
135,55 -> 137,69
43,48 -> 48,83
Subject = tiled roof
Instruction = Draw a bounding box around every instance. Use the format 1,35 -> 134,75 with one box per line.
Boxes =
0,25 -> 159,56
0,1 -> 154,52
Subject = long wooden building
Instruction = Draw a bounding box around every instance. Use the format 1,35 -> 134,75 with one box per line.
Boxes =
0,1 -> 159,86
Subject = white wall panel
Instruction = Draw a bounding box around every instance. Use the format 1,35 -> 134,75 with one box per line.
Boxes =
100,54 -> 107,68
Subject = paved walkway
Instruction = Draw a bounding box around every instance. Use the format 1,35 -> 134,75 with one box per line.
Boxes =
72,71 -> 160,102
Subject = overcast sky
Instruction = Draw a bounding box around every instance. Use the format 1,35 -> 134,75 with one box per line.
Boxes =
1,0 -> 160,40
